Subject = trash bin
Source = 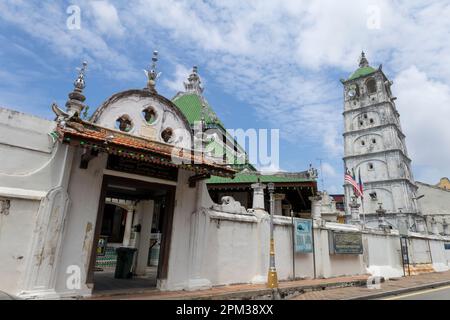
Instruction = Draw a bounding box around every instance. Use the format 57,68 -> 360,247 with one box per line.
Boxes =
114,247 -> 137,279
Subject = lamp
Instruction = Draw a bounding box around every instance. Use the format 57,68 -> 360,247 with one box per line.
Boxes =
267,182 -> 278,288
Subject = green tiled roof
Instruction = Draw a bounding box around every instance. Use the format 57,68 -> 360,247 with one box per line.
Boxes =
207,172 -> 313,184
206,139 -> 246,165
173,92 -> 253,168
348,66 -> 377,80
172,93 -> 223,126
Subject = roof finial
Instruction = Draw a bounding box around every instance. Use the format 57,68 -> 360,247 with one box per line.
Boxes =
359,51 -> 369,68
144,50 -> 161,93
184,65 -> 204,95
74,61 -> 88,90
66,61 -> 88,116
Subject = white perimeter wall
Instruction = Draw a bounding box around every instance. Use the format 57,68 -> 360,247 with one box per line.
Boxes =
197,212 -> 450,288
0,199 -> 40,294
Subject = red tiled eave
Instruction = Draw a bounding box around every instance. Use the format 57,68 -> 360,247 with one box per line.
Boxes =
55,120 -> 235,177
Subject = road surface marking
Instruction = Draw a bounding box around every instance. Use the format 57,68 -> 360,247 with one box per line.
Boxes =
382,284 -> 450,300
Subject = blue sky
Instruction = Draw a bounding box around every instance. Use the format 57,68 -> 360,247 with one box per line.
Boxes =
1,0 -> 450,194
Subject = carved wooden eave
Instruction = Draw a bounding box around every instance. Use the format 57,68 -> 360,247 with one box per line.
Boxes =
56,119 -> 236,178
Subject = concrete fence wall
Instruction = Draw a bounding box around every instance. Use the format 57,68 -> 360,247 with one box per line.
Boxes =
202,211 -> 450,287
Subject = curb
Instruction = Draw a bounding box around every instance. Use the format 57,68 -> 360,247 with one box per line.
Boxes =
346,280 -> 450,300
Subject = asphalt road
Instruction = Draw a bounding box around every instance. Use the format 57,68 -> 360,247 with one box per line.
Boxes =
381,285 -> 450,300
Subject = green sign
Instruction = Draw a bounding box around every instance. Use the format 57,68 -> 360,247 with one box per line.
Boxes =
329,231 -> 363,254
294,218 -> 313,253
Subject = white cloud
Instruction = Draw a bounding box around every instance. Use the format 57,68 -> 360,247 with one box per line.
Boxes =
0,1 -> 136,80
395,66 -> 450,184
90,1 -> 125,37
162,64 -> 191,93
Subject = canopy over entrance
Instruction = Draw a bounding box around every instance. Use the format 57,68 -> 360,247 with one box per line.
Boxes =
55,119 -> 235,178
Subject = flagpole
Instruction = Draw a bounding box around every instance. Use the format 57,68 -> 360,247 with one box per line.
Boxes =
361,196 -> 366,226
358,168 -> 366,227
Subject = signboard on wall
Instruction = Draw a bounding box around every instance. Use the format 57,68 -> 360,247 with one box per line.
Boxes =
329,231 -> 363,254
294,218 -> 313,253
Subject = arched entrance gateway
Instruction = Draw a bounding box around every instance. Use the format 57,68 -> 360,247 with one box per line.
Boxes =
6,57 -> 234,299
53,62 -> 235,295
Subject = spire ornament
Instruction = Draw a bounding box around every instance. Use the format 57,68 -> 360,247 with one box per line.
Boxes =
359,51 -> 369,68
65,61 -> 88,117
184,65 -> 204,95
144,50 -> 161,93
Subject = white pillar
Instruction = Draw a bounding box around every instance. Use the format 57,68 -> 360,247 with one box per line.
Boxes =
309,195 -> 322,220
349,197 -> 361,225
186,181 -> 212,291
283,204 -> 292,216
251,183 -> 266,210
416,218 -> 426,233
122,208 -> 134,247
274,194 -> 285,216
135,200 -> 155,275
431,218 -> 439,235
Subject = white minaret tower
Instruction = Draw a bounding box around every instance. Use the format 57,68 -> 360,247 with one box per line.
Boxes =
341,52 -> 425,231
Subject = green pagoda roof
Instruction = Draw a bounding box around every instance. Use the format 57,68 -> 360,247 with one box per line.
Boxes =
172,93 -> 223,127
345,52 -> 379,81
348,66 -> 377,81
207,172 -> 314,184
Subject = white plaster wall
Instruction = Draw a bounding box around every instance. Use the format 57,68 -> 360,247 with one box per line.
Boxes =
93,93 -> 192,149
0,199 -> 40,295
274,222 -> 315,280
163,170 -> 201,290
314,228 -> 365,278
445,245 -> 450,266
429,239 -> 449,271
408,238 -> 432,264
0,108 -> 71,192
363,232 -> 403,278
417,182 -> 450,216
199,216 -> 367,288
205,217 -> 259,285
54,150 -> 107,296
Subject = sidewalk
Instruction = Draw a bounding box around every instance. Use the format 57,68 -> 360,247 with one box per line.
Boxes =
291,271 -> 450,300
88,275 -> 369,300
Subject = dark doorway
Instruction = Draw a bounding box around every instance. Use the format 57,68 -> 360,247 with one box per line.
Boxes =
87,174 -> 176,294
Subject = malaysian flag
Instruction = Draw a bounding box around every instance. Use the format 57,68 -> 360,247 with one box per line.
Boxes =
345,168 -> 363,198
358,167 -> 364,198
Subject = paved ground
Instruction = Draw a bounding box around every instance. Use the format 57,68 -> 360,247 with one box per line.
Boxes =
93,268 -> 157,293
382,285 -> 450,300
88,275 -> 369,300
291,271 -> 450,300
